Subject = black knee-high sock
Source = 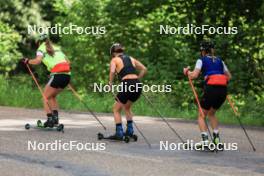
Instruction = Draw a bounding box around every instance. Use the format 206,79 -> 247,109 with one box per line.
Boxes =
127,120 -> 133,126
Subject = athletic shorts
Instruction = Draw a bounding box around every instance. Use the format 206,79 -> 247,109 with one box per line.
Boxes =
47,74 -> 71,89
116,79 -> 142,104
200,85 -> 227,110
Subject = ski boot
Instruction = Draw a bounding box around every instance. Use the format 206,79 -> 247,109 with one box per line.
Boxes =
98,124 -> 129,143
52,116 -> 59,125
52,110 -> 59,125
196,134 -> 212,151
43,117 -> 55,128
108,124 -> 124,140
108,124 -> 124,141
125,121 -> 138,142
213,132 -> 224,151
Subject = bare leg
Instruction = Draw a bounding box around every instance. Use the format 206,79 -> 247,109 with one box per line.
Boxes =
49,89 -> 62,111
124,101 -> 133,121
208,108 -> 221,145
112,101 -> 124,137
43,85 -> 61,114
208,108 -> 218,131
123,101 -> 134,135
113,101 -> 123,124
197,109 -> 210,143
197,109 -> 209,132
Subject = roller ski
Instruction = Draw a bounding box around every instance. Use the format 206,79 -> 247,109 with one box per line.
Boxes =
125,120 -> 138,142
25,116 -> 64,132
97,133 -> 130,143
194,133 -> 215,152
97,123 -> 129,143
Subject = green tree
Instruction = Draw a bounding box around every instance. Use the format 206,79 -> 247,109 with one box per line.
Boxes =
0,22 -> 22,75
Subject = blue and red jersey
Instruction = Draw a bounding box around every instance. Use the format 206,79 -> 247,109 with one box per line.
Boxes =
196,56 -> 228,86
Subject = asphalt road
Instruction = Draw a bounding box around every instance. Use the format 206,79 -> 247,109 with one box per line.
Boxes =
0,106 -> 263,176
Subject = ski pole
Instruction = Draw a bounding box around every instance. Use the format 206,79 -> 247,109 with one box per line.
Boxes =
226,95 -> 256,151
25,64 -> 52,111
142,93 -> 186,143
68,84 -> 107,130
112,92 -> 152,148
187,76 -> 213,142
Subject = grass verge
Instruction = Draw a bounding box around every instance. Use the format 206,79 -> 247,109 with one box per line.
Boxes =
0,76 -> 263,127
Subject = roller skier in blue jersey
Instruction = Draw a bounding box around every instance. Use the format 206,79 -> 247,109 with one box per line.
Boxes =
184,42 -> 232,147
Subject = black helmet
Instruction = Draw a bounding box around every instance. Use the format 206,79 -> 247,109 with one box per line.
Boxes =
110,43 -> 124,56
200,41 -> 214,52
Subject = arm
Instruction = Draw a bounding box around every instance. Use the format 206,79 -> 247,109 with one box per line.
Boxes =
66,58 -> 71,65
28,55 -> 43,65
223,62 -> 231,80
187,68 -> 201,79
109,59 -> 116,85
133,58 -> 147,79
183,59 -> 202,79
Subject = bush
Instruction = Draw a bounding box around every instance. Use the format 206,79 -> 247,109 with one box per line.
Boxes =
0,21 -> 22,76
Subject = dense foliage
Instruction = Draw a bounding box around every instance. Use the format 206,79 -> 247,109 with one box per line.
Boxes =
0,0 -> 263,121
0,21 -> 21,75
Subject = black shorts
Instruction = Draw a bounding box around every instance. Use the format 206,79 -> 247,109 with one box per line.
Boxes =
47,74 -> 71,89
116,79 -> 142,104
200,85 -> 227,110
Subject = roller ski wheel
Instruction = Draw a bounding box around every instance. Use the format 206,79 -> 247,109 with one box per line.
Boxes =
131,134 -> 138,142
98,133 -> 104,140
56,124 -> 64,132
25,123 -> 30,130
97,133 -> 130,143
126,134 -> 138,142
37,120 -> 42,127
124,136 -> 130,143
